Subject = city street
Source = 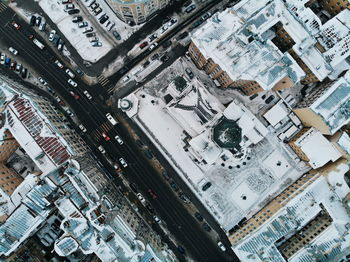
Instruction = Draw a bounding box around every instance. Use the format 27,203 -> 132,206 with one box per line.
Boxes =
0,5 -> 239,262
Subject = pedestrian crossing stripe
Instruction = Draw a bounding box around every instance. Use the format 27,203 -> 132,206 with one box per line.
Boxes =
0,2 -> 7,12
91,122 -> 113,141
107,86 -> 115,94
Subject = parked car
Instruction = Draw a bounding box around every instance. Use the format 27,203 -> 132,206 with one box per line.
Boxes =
62,0 -> 72,3
170,182 -> 179,192
185,67 -> 194,79
137,193 -> 146,204
92,42 -> 102,47
79,124 -> 87,132
93,7 -> 102,16
8,47 -> 18,55
30,16 -> 36,26
149,43 -> 158,51
89,37 -> 99,43
112,31 -> 121,40
21,67 -> 27,78
35,16 -> 41,26
202,222 -> 211,232
54,60 -> 64,69
202,182 -> 212,191
149,33 -> 157,42
99,14 -> 109,24
160,25 -> 168,34
83,27 -> 93,33
10,61 -> 16,70
85,32 -> 96,38
151,53 -> 159,61
38,77 -> 48,85
72,16 -> 83,23
57,39 -> 64,51
146,203 -> 154,213
160,55 -> 169,62
265,95 -> 275,104
185,4 -> 196,13
39,21 -> 46,31
78,21 -> 88,28
168,17 -> 177,26
68,79 -> 77,87
64,4 -> 74,11
90,2 -> 99,10
153,216 -> 161,224
15,63 -> 22,73
177,31 -> 188,40
194,212 -> 203,222
68,9 -> 80,15
49,30 -> 56,41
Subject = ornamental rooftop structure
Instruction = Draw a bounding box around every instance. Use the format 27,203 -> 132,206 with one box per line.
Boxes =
188,0 -> 350,95
232,159 -> 350,262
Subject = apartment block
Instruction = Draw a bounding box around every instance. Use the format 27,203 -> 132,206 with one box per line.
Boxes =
189,0 -> 350,95
231,159 -> 350,262
293,70 -> 350,135
106,0 -> 169,25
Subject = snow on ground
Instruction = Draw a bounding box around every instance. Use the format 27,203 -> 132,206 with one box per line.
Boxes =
38,0 -> 112,63
122,58 -> 310,231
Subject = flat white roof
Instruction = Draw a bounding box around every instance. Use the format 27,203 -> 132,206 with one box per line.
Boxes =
263,103 -> 289,127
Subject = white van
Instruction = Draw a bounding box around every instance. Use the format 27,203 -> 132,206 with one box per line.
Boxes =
106,113 -> 118,125
65,68 -> 75,78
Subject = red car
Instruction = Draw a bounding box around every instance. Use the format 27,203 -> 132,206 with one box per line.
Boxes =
102,132 -> 110,141
11,21 -> 21,30
148,189 -> 157,199
69,91 -> 80,100
139,41 -> 148,49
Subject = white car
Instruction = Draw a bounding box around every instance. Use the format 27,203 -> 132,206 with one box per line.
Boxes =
0,53 -> 6,64
98,145 -> 106,154
106,113 -> 118,125
83,90 -> 92,100
122,74 -> 131,83
65,69 -> 75,78
217,242 -> 226,252
160,25 -> 168,34
153,216 -> 161,224
49,30 -> 56,41
149,43 -> 158,51
79,124 -> 87,132
115,135 -> 123,145
119,157 -> 127,167
68,79 -> 77,87
8,47 -> 18,55
136,193 -> 146,204
54,60 -> 64,69
38,77 -> 48,85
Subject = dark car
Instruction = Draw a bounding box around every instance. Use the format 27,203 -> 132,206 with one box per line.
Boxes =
21,68 -> 27,78
202,222 -> 211,232
72,16 -> 83,23
160,55 -> 169,62
202,182 -> 212,191
113,31 -> 121,40
119,66 -> 129,75
129,183 -> 138,193
185,4 -> 196,13
183,0 -> 192,7
30,16 -> 36,26
170,182 -> 179,192
86,32 -> 96,38
162,170 -> 170,180
194,212 -> 203,222
146,203 -> 155,213
249,93 -> 258,100
151,53 -> 159,61
99,15 -> 109,24
265,95 -> 275,104
185,68 -> 194,79
177,31 -> 188,40
177,245 -> 185,254
68,9 -> 80,15
148,189 -> 157,199
139,41 -> 148,49
143,60 -> 150,68
162,40 -> 172,48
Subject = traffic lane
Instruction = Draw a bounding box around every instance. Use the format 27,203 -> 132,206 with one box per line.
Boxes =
104,134 -> 228,261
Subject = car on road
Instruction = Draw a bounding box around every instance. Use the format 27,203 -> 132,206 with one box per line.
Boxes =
11,21 -> 21,30
30,16 -> 36,26
69,91 -> 80,100
54,60 -> 64,69
202,181 -> 212,191
92,42 -> 102,47
78,21 -> 88,28
98,145 -> 106,154
149,33 -> 157,42
149,43 -> 158,51
114,163 -> 121,172
119,157 -> 128,167
113,31 -> 121,40
66,109 -> 74,117
83,90 -> 92,100
148,189 -> 157,199
202,222 -> 211,232
65,69 -> 75,78
9,47 -> 18,55
177,246 -> 185,254
137,193 -> 146,204
38,77 -> 48,85
185,68 -> 194,79
153,215 -> 161,224
72,16 -> 83,23
265,95 -> 275,104
139,41 -> 148,49
194,212 -> 203,222
217,242 -> 226,252
0,53 -> 5,64
185,4 -> 196,13
79,124 -> 87,132
68,79 -> 77,87
102,132 -> 110,141
57,39 -> 64,51
115,135 -> 123,145
106,113 -> 118,125
21,68 -> 27,78
49,30 -> 56,41
68,9 -> 80,15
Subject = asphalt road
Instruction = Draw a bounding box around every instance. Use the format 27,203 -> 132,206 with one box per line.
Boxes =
0,5 -> 239,262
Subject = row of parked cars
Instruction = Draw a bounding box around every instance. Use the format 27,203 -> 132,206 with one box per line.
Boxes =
0,48 -> 28,78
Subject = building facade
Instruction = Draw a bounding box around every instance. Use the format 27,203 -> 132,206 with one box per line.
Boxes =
105,0 -> 170,25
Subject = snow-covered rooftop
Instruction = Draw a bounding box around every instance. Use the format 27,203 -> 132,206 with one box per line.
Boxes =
263,103 -> 289,127
294,127 -> 341,169
191,0 -> 350,90
233,161 -> 350,262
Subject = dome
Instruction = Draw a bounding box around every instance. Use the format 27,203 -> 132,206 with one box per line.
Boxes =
212,117 -> 242,149
120,99 -> 132,111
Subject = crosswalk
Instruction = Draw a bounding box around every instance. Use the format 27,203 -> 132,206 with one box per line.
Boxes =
97,75 -> 116,94
0,2 -> 7,12
90,121 -> 113,141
